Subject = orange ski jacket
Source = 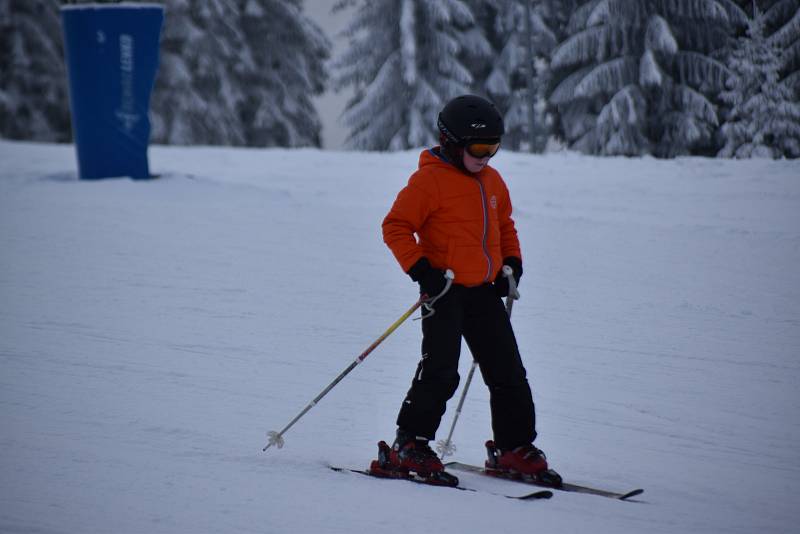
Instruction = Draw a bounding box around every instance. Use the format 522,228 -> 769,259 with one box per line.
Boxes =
383,148 -> 521,287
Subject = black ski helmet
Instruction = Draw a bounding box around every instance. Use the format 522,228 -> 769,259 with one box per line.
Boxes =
437,95 -> 504,145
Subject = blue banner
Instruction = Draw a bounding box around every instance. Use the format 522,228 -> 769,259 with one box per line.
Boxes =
61,3 -> 164,179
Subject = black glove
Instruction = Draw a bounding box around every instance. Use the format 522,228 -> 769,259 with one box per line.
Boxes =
407,257 -> 447,297
494,256 -> 523,297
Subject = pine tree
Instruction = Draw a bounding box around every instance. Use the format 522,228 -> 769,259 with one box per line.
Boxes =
2,0 -> 330,148
718,4 -> 800,157
0,0 -> 71,142
238,0 -> 329,147
550,0 -> 743,157
532,0 -> 584,151
151,0 -> 249,145
463,1 -> 521,149
151,0 -> 330,147
760,0 -> 800,93
464,0 -> 560,151
335,0 -> 477,151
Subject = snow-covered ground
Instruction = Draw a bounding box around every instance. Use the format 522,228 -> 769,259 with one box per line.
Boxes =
1,140 -> 798,533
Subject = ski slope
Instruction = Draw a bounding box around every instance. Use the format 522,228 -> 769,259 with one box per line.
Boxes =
1,140 -> 799,533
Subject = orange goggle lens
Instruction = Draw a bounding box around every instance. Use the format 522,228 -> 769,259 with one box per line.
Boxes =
466,141 -> 501,158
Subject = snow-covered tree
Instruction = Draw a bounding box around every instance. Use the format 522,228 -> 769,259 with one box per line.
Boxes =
151,0 -> 249,145
464,0 -> 560,151
550,0 -> 744,157
0,0 -> 71,142
153,0 -> 329,147
718,4 -> 800,157
335,0 -> 478,151
759,0 -> 800,92
238,0 -> 329,147
2,0 -> 329,147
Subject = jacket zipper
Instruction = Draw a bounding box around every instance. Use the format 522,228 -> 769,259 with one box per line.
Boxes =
475,177 -> 493,283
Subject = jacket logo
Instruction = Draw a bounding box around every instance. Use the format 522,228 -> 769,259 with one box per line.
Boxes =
489,195 -> 497,209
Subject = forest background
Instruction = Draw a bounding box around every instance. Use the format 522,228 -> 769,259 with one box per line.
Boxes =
2,0 -> 799,158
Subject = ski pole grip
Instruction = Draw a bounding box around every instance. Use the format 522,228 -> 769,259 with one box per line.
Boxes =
503,265 -> 521,300
416,269 -> 455,320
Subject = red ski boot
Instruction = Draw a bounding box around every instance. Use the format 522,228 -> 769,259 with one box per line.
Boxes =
368,436 -> 458,486
485,440 -> 562,487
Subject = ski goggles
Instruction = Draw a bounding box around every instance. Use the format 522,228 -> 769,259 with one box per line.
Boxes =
465,141 -> 501,158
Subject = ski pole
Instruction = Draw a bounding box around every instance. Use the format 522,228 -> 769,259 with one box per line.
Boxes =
437,265 -> 519,459
503,264 -> 521,315
263,270 -> 455,452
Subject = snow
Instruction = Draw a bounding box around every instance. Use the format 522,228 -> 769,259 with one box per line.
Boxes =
1,139 -> 799,533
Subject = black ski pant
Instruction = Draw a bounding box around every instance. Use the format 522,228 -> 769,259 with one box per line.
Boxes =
396,283 -> 537,450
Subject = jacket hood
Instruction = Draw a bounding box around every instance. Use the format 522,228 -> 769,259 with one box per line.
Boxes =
418,147 -> 493,178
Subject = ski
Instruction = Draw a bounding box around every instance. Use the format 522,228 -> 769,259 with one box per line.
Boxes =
329,466 -> 553,501
445,462 -> 644,501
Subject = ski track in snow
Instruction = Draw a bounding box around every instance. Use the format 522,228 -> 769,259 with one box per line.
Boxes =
1,140 -> 798,533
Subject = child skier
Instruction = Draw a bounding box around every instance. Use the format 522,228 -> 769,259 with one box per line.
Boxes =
375,95 -> 559,486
